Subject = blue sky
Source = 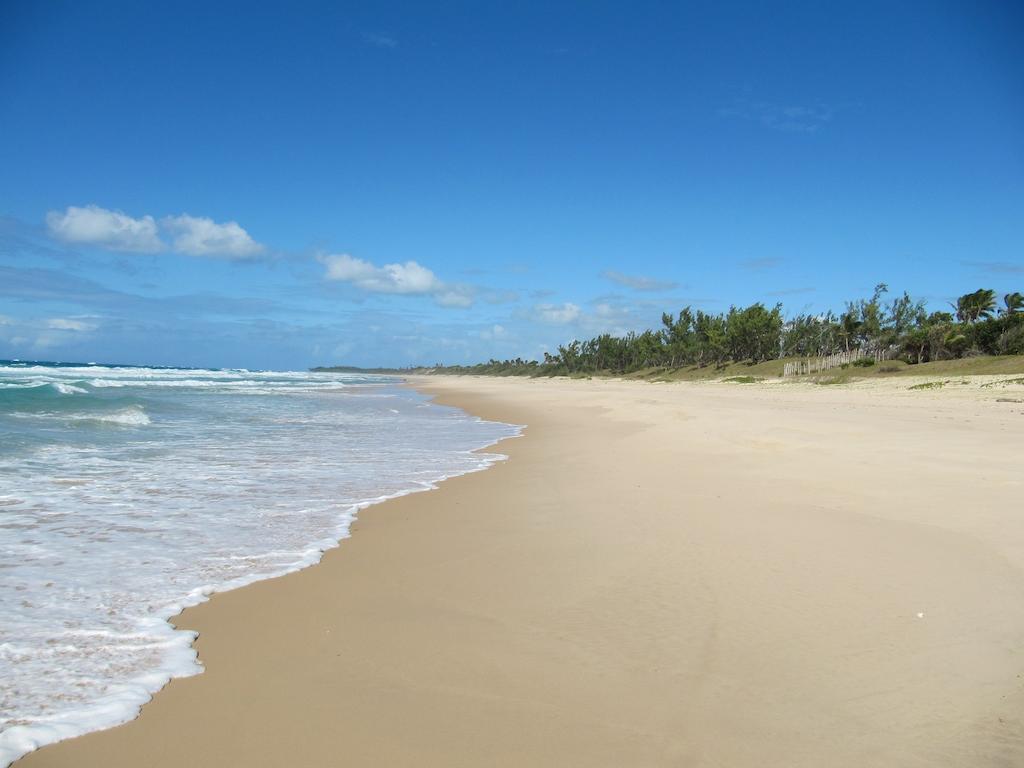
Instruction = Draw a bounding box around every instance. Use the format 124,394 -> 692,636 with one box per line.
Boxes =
1,0 -> 1021,369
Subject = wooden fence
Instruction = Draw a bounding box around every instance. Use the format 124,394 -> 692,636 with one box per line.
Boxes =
783,347 -> 896,377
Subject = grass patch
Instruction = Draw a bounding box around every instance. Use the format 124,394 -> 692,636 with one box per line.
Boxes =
650,359 -> 785,382
723,375 -> 763,383
636,355 -> 1023,384
981,377 -> 1024,388
909,380 -> 947,390
438,354 -> 1024,385
897,356 -> 1024,377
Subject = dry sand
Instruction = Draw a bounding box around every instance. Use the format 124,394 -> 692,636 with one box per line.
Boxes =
21,375 -> 1024,767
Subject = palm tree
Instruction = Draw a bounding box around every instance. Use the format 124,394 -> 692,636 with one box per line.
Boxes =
1003,292 -> 1024,316
954,289 -> 997,323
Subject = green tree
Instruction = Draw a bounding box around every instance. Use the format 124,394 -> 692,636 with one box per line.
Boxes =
997,323 -> 1024,355
837,310 -> 861,353
726,303 -> 784,363
694,311 -> 729,367
954,289 -> 997,323
885,291 -> 926,344
902,310 -> 949,364
859,283 -> 889,346
661,308 -> 698,367
557,340 -> 582,373
782,313 -> 838,357
1002,292 -> 1023,316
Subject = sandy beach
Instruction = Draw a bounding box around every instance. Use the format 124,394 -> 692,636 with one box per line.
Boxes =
21,375 -> 1024,767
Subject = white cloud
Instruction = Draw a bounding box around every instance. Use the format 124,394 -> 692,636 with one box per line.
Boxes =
0,315 -> 100,352
521,297 -> 644,337
479,324 -> 507,340
321,253 -> 440,293
536,302 -> 581,323
582,302 -> 635,336
162,214 -> 264,258
46,205 -> 163,253
320,253 -> 475,308
601,270 -> 678,292
46,317 -> 97,332
45,205 -> 265,258
434,288 -> 475,308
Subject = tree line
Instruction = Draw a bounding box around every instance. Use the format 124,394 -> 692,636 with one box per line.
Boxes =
435,286 -> 1024,376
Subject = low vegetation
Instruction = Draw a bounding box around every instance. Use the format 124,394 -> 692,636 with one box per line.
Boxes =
981,377 -> 1024,388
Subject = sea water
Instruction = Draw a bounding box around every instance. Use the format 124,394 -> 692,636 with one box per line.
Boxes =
0,361 -> 519,765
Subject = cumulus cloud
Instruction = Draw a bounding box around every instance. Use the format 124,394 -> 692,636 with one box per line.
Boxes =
162,214 -> 264,258
321,253 -> 441,293
46,205 -> 163,253
601,270 -> 678,292
320,253 -> 474,308
536,302 -> 581,323
46,317 -> 97,332
522,296 -> 649,338
0,314 -> 100,352
582,301 -> 636,336
45,205 -> 265,258
434,288 -> 475,308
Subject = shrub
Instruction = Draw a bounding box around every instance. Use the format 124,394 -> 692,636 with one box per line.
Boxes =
997,324 -> 1024,355
851,358 -> 875,367
969,315 -> 1012,354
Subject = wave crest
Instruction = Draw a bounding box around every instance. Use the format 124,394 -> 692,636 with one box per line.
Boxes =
69,407 -> 151,426
52,382 -> 87,395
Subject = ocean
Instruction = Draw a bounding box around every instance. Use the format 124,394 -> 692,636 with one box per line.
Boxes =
0,361 -> 519,766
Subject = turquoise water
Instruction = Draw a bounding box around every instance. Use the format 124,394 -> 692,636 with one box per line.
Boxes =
0,361 -> 519,765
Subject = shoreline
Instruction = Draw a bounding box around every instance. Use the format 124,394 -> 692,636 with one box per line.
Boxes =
20,375 -> 1024,766
14,379 -> 531,768
4,382 -> 520,768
